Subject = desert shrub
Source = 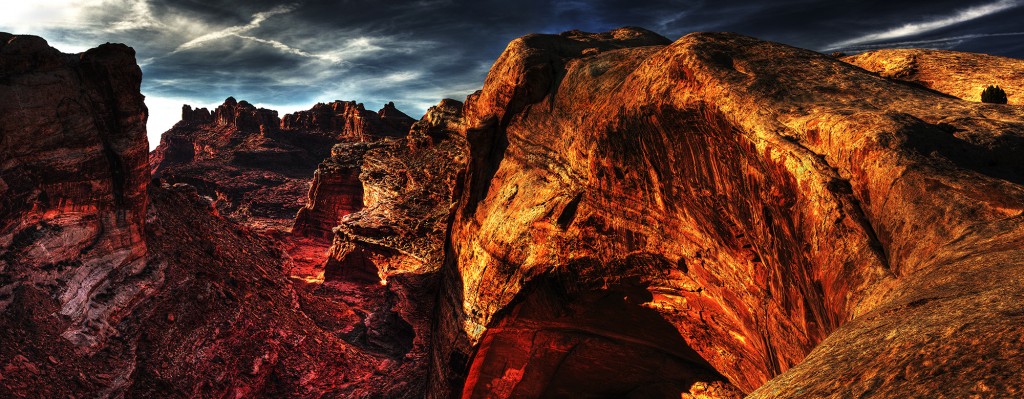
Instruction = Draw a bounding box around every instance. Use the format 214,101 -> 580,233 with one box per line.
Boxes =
981,85 -> 1008,104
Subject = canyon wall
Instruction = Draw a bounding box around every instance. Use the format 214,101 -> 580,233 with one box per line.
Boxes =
429,29 -> 1024,398
0,33 -> 151,349
150,97 -> 415,233
0,33 -> 435,399
3,28 -> 1023,399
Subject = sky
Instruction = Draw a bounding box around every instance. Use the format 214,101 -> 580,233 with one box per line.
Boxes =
2,0 -> 1023,149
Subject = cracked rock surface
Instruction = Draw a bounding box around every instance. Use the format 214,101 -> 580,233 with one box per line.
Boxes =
430,29 -> 1024,398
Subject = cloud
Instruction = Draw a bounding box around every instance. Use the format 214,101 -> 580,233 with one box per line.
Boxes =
173,4 -> 296,52
4,0 -> 1024,150
826,0 -> 1023,50
834,31 -> 1024,52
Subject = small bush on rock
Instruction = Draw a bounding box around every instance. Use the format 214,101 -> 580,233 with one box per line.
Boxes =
981,85 -> 1008,104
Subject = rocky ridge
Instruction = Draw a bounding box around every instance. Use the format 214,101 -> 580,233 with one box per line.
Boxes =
150,97 -> 416,234
0,33 -> 150,349
0,33 -> 440,398
2,26 -> 1024,399
428,28 -> 1024,398
844,48 -> 1024,104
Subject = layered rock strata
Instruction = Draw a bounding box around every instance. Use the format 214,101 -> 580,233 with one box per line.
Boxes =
293,99 -> 468,391
0,33 -> 150,349
150,98 -> 415,233
281,100 -> 415,141
0,33 -> 433,399
5,26 -> 1024,399
320,99 -> 467,283
429,28 -> 1024,398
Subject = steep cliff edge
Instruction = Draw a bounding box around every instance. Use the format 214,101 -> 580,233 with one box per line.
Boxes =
844,48 -> 1024,104
289,99 -> 467,391
431,29 -> 1024,398
0,34 -> 434,399
0,33 -> 150,349
5,27 -> 1024,399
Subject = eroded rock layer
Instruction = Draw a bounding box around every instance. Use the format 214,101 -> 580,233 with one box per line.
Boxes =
282,100 -> 415,141
323,98 -> 467,283
429,29 -> 1024,398
150,98 -> 415,234
292,142 -> 374,240
0,33 -> 150,349
296,99 -> 468,388
844,48 -> 1024,104
0,34 -> 431,399
5,27 -> 1024,399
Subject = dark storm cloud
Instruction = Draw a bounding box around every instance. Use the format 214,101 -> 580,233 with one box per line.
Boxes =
2,0 -> 1022,147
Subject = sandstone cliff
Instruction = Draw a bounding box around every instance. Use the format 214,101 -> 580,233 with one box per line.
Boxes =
150,98 -> 415,234
282,100 -> 415,141
0,33 -> 150,349
0,34 -> 435,399
290,98 -> 467,390
844,48 -> 1024,105
429,28 -> 1024,398
4,26 -> 1024,399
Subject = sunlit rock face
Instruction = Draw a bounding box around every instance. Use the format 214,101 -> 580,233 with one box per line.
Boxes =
0,33 -> 150,349
844,48 -> 1024,105
3,26 -> 1024,399
300,99 -> 468,392
292,142 -> 372,240
429,29 -> 1024,398
322,98 -> 467,283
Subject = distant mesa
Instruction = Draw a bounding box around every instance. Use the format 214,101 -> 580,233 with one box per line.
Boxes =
2,27 -> 1024,399
151,96 -> 418,234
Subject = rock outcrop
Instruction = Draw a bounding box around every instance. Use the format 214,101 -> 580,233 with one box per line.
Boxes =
5,26 -> 1024,399
150,98 -> 415,234
0,33 -> 436,399
281,100 -> 415,141
428,28 -> 1024,398
844,48 -> 1024,104
290,99 -> 467,389
292,142 -> 375,240
321,99 -> 467,282
0,33 -> 150,349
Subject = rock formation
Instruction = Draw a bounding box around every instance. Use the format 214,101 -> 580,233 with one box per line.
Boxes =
428,28 -> 1024,398
288,98 -> 468,391
292,142 -> 375,240
844,48 -> 1024,105
3,25 -> 1024,399
150,97 -> 415,234
0,33 -> 150,349
281,100 -> 415,141
0,33 -> 434,399
301,98 -> 467,281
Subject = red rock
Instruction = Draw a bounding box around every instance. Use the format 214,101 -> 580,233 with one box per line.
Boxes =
292,99 -> 468,395
431,29 -> 1024,398
292,142 -> 375,240
843,48 -> 1024,104
281,100 -> 414,141
321,98 -> 467,283
0,33 -> 434,399
5,26 -> 1024,399
0,33 -> 150,349
151,98 -> 417,235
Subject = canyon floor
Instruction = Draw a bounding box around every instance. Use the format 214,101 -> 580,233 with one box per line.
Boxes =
1,28 -> 1023,398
